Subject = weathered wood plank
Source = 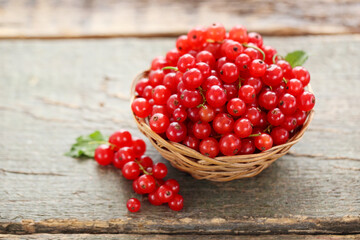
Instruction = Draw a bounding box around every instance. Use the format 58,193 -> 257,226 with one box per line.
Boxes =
0,35 -> 359,234
1,234 -> 360,240
0,0 -> 360,39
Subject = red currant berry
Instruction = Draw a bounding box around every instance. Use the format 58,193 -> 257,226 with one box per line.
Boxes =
127,198 -> 141,213
199,137 -> 219,158
122,161 -> 140,180
254,133 -> 273,151
187,107 -> 201,122
176,35 -> 191,53
137,174 -> 156,194
244,46 -> 262,60
223,84 -> 238,101
152,105 -> 168,116
149,70 -> 165,87
258,90 -> 278,110
135,78 -> 149,96
131,98 -> 151,118
204,42 -> 222,59
168,194 -> 184,211
199,105 -> 216,122
166,94 -> 181,113
193,121 -> 212,139
206,23 -> 226,42
297,91 -> 315,112
153,162 -> 168,179
267,108 -> 285,126
132,179 -> 144,194
166,122 -> 187,142
109,130 -> 132,151
219,133 -> 241,156
142,85 -> 153,99
179,89 -> 202,108
201,75 -> 221,91
182,68 -> 204,89
227,98 -> 246,117
225,41 -> 243,61
165,179 -> 180,194
152,85 -> 171,105
293,109 -> 307,126
277,60 -> 293,79
163,72 -> 180,93
187,26 -> 206,50
229,25 -> 248,43
151,56 -> 167,70
206,85 -> 227,108
132,137 -> 146,157
244,77 -> 263,94
239,138 -> 256,154
213,113 -> 234,134
286,79 -> 304,96
173,107 -> 187,122
196,62 -> 211,80
94,144 -> 114,166
166,48 -> 181,66
234,118 -> 253,138
148,191 -> 163,206
235,53 -> 251,71
239,85 -> 256,103
113,147 -> 135,169
278,93 -> 297,115
177,54 -> 196,72
249,59 -> 266,77
182,135 -> 200,151
292,66 -> 310,87
244,107 -> 261,126
248,32 -> 263,47
156,185 -> 175,203
271,127 -> 289,145
196,50 -> 216,69
281,115 -> 298,131
149,113 -> 170,134
138,155 -> 153,169
263,64 -> 283,87
219,62 -> 239,84
262,45 -> 277,64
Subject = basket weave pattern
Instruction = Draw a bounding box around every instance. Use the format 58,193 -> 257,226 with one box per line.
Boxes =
131,71 -> 314,182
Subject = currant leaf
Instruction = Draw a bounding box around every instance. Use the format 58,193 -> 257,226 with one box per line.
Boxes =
65,130 -> 107,158
285,50 -> 309,68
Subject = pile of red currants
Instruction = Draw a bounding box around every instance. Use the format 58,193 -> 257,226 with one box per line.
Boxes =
94,130 -> 183,212
132,23 -> 315,158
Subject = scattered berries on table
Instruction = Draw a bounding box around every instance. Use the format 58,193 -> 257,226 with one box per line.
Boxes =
132,23 -> 315,158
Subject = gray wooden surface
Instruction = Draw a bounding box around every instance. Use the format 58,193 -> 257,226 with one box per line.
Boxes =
0,0 -> 360,38
0,35 -> 359,235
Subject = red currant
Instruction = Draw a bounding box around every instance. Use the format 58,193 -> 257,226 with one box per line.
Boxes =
263,64 -> 283,87
229,25 -> 248,43
235,53 -> 251,71
234,118 -> 253,138
227,98 -> 246,117
199,105 -> 216,122
292,66 -> 310,86
153,85 -> 171,105
239,85 -> 256,104
109,130 -> 132,151
206,85 -> 227,108
278,93 -> 297,115
182,68 -> 204,89
168,194 -> 184,211
113,147 -> 135,169
297,91 -> 315,111
94,144 -> 114,166
156,185 -> 175,203
219,133 -> 241,156
176,35 -> 191,53
182,135 -> 200,151
149,70 -> 165,87
196,50 -> 216,69
132,137 -> 146,157
179,89 -> 202,108
131,98 -> 151,118
122,161 -> 140,180
213,113 -> 234,134
249,59 -> 266,77
206,23 -> 226,42
164,179 -> 180,194
153,162 -> 168,179
254,133 -> 273,151
271,127 -> 289,145
199,137 -> 219,158
219,63 -> 239,84
193,121 -> 212,139
138,155 -> 153,169
127,198 -> 141,212
166,122 -> 187,142
258,90 -> 278,110
267,108 -> 285,126
177,54 -> 196,72
286,79 -> 304,96
149,113 -> 170,134
137,174 -> 156,194
239,138 -> 256,154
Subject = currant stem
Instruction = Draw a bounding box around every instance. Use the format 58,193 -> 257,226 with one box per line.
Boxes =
135,159 -> 152,175
242,43 -> 265,61
272,53 -> 283,64
162,66 -> 178,71
282,77 -> 288,84
196,86 -> 207,108
248,133 -> 261,137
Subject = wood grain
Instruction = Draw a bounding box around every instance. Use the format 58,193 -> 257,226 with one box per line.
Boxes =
1,234 -> 360,239
0,0 -> 360,39
0,35 -> 359,234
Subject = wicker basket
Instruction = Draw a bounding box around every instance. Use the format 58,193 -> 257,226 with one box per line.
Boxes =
131,70 -> 314,182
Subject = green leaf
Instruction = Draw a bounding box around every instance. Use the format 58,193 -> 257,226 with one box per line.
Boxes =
285,50 -> 309,68
65,130 -> 107,158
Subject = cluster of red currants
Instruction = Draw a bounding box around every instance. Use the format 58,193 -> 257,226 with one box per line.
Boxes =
132,23 -> 316,157
94,130 -> 183,212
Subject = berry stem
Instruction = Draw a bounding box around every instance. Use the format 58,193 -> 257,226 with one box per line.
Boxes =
248,133 -> 261,137
162,66 -> 178,71
282,77 -> 288,84
272,53 -> 283,64
242,43 -> 265,61
135,159 -> 152,175
196,86 -> 207,109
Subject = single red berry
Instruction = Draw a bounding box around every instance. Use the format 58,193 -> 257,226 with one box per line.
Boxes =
165,179 -> 180,194
179,89 -> 203,108
223,84 -> 238,101
137,174 -> 156,194
142,85 -> 153,99
262,45 -> 277,64
131,137 -> 146,157
249,59 -> 266,77
292,66 -> 310,87
166,48 -> 181,66
206,23 -> 226,42
206,85 -> 227,108
173,107 -> 187,122
254,133 -> 273,151
297,91 -> 315,112
152,85 -> 171,105
148,191 -> 163,206
166,94 -> 181,113
168,194 -> 184,211
176,35 -> 191,53
204,42 -> 222,59
239,138 -> 256,154
234,118 -> 253,138
201,75 -> 221,91
196,50 -> 216,69
258,90 -> 278,110
187,26 -> 206,50
149,113 -> 170,134
135,78 -> 149,96
163,72 -> 180,93
199,137 -> 219,158
263,64 -> 283,87
187,107 -> 201,122
239,85 -> 256,104
193,121 -> 212,139
248,32 -> 263,47
132,179 -> 144,194
156,185 -> 175,203
277,60 -> 293,79
131,98 -> 151,118
138,155 -> 153,169
122,161 -> 140,180
182,68 -> 204,89
271,127 -> 289,145
235,53 -> 251,71
196,62 -> 211,80
219,133 -> 241,156
149,69 -> 165,87
225,41 -> 243,61
244,46 -> 262,60
229,25 -> 248,43
219,62 -> 239,84
267,108 -> 285,126
182,135 -> 200,151
286,79 -> 304,96
199,105 -> 216,122
94,144 -> 114,166
127,198 -> 141,213
113,147 -> 135,169
152,105 -> 168,116
227,98 -> 246,117
244,107 -> 261,126
293,109 -> 307,126
166,122 -> 187,142
153,163 -> 168,179
244,77 -> 263,94
278,93 -> 297,115
109,130 -> 132,151
177,54 -> 196,72
213,113 -> 234,135
281,115 -> 298,131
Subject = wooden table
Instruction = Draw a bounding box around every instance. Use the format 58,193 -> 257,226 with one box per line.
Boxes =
0,1 -> 360,239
